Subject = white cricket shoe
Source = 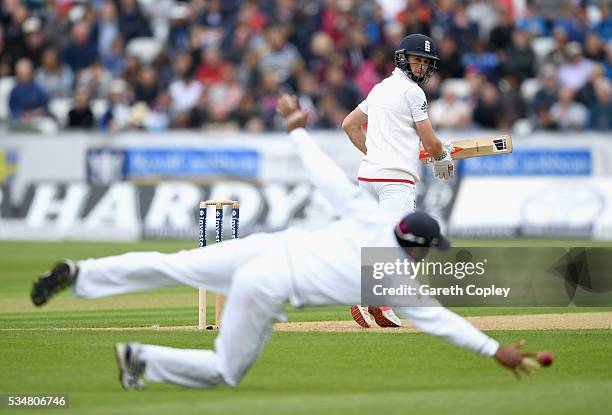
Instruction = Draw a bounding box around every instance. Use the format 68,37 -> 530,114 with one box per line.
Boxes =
115,342 -> 145,390
350,305 -> 375,328
368,306 -> 402,327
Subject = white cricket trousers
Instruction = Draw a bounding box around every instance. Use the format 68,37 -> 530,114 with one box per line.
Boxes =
358,181 -> 416,221
74,233 -> 293,388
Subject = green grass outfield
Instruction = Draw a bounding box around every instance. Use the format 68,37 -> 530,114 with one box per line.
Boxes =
1,241 -> 612,414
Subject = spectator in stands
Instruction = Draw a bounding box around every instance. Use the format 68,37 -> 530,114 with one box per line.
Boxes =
429,84 -> 471,130
550,86 -> 589,130
308,31 -> 338,83
315,93 -> 346,129
38,0 -> 72,49
167,2 -> 191,52
222,21 -> 254,65
228,93 -> 264,132
472,82 -> 504,129
235,49 -> 262,91
9,58 -> 49,122
0,26 -> 9,77
195,46 -> 230,86
62,21 -> 98,73
133,66 -> 160,106
430,0 -> 455,37
258,23 -> 301,83
588,78 -> 611,130
499,75 -> 526,128
67,87 -> 95,129
77,60 -> 113,100
437,35 -> 463,79
466,0 -> 498,43
460,41 -> 500,81
397,2 -> 431,37
188,91 -> 211,129
257,71 -> 281,129
584,32 -> 606,62
422,72 -> 442,101
343,29 -> 368,77
122,55 -> 142,86
143,91 -> 172,132
101,35 -> 125,77
293,70 -> 320,127
100,79 -> 132,132
488,8 -> 513,52
556,42 -> 594,91
35,47 -> 73,99
117,0 -> 152,43
502,29 -> 535,82
1,1 -> 28,73
515,0 -> 548,38
594,2 -> 611,40
21,17 -> 48,68
96,0 -> 119,60
324,64 -> 362,112
576,64 -> 606,107
206,65 -> 244,123
448,2 -> 479,51
354,47 -> 390,96
605,42 -> 612,79
546,27 -> 570,67
169,52 -> 203,127
553,3 -> 588,43
531,66 -> 559,130
362,2 -> 385,48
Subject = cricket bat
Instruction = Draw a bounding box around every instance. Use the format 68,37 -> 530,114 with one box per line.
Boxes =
419,134 -> 513,164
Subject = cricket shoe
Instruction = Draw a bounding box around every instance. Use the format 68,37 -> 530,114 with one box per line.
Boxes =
368,306 -> 402,327
31,259 -> 78,307
115,342 -> 146,390
350,305 -> 375,328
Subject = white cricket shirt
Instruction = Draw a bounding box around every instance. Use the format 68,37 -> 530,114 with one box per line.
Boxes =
357,68 -> 429,183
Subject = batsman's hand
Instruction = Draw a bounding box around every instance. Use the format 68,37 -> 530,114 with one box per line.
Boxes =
432,143 -> 454,180
277,94 -> 308,132
494,339 -> 540,380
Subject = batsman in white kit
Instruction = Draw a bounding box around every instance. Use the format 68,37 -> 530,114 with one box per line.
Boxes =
31,96 -> 537,389
342,34 -> 454,328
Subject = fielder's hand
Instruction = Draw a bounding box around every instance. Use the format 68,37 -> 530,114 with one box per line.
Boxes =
277,94 -> 308,132
494,339 -> 540,380
432,143 -> 455,180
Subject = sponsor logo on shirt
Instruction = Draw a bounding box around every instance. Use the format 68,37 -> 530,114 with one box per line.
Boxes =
420,102 -> 428,113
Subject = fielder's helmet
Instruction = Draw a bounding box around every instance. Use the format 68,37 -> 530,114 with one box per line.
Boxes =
395,211 -> 450,250
394,34 -> 439,85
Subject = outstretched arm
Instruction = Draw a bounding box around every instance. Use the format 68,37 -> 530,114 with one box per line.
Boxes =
277,95 -> 376,217
396,306 -> 541,379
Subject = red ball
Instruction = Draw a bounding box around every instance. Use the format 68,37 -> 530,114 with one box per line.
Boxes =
538,351 -> 554,367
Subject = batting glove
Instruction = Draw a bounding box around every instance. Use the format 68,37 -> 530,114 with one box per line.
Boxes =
432,145 -> 455,180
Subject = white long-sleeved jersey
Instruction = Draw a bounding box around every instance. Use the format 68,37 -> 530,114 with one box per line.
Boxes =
284,128 -> 499,358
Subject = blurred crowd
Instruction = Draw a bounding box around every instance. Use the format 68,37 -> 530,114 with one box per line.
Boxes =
0,0 -> 610,134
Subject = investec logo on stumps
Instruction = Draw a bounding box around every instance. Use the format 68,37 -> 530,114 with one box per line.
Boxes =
198,210 -> 205,244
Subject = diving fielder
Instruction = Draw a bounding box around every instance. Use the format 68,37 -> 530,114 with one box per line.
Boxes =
31,95 -> 535,390
342,34 -> 454,328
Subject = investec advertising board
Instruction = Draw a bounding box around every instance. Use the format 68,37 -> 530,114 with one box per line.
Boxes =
0,131 -> 611,241
449,145 -> 612,239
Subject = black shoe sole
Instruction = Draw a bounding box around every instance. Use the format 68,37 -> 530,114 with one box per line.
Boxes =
31,261 -> 75,307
